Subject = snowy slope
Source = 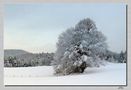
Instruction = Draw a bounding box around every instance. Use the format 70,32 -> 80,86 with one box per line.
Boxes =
4,62 -> 126,85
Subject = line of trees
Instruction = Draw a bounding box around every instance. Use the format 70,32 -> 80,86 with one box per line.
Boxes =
4,50 -> 126,67
4,53 -> 54,67
104,50 -> 127,63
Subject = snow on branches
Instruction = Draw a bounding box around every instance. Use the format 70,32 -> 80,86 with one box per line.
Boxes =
52,18 -> 107,75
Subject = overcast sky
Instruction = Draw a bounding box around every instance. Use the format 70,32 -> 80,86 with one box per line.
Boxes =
4,3 -> 126,53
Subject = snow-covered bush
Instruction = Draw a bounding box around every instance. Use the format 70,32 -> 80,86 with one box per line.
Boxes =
52,18 -> 107,75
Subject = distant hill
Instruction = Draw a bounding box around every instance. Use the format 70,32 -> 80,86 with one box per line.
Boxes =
4,49 -> 31,58
4,49 -> 54,67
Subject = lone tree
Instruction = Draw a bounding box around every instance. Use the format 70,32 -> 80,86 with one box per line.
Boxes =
52,18 -> 107,75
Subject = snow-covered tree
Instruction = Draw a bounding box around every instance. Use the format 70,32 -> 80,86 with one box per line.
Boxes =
52,18 -> 107,75
118,51 -> 127,63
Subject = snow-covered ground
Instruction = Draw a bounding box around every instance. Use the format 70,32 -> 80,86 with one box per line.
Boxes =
4,62 -> 126,85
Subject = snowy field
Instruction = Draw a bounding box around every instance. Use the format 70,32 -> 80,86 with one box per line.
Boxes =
4,62 -> 126,85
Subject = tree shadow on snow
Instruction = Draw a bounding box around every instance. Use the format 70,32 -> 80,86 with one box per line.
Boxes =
82,68 -> 105,75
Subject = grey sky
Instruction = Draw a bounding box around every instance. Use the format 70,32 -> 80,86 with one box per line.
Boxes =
4,3 -> 126,53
